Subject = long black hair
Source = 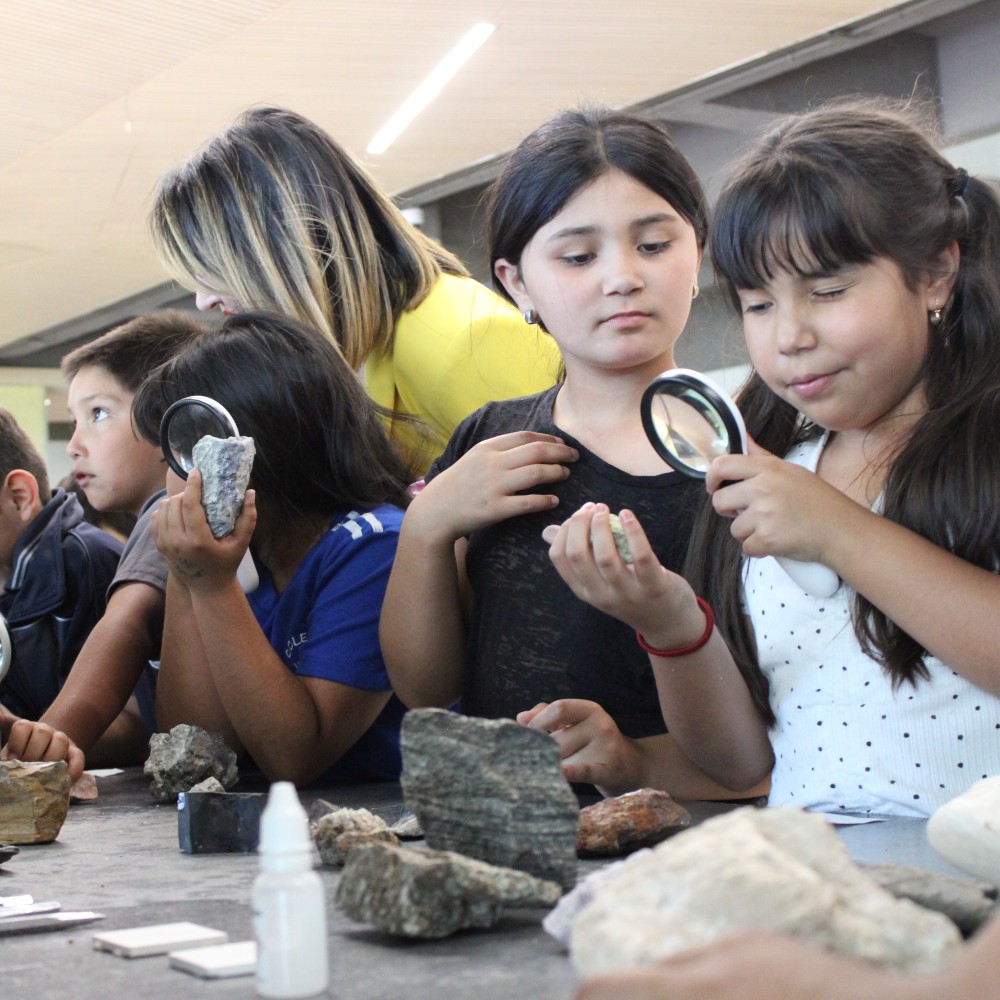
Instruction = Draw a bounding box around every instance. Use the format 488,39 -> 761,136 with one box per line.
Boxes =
133,311 -> 411,525
690,97 -> 1000,700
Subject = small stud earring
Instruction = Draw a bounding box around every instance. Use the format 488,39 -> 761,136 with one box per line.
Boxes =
692,284 -> 700,300
930,307 -> 943,326
524,308 -> 538,325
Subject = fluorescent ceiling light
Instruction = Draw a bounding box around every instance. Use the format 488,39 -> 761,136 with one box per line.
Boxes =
367,22 -> 496,155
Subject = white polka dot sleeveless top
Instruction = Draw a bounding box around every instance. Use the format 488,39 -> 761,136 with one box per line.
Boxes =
744,435 -> 1000,817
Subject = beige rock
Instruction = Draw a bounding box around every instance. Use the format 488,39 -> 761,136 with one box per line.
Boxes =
0,760 -> 71,844
927,777 -> 1000,886
69,772 -> 99,801
569,807 -> 962,977
311,807 -> 395,866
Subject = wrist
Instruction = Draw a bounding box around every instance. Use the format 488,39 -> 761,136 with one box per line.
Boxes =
637,597 -> 714,658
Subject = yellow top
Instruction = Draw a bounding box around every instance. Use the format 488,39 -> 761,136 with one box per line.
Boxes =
364,273 -> 562,476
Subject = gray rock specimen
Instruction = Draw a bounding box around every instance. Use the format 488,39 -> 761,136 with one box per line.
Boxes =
311,807 -> 399,866
927,777 -> 1000,886
0,760 -> 71,844
568,807 -> 962,977
336,841 -> 563,938
193,434 -> 255,538
577,789 -> 690,856
144,724 -> 239,802
862,862 -> 997,936
189,776 -> 227,794
400,708 -> 579,889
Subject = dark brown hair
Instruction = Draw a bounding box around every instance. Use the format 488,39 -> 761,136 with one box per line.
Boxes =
0,408 -> 49,498
692,97 -> 1000,702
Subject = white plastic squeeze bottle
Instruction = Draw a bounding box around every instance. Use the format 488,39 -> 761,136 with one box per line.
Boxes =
253,781 -> 329,998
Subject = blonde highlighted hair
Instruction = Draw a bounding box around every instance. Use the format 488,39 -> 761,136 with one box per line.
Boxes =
150,106 -> 466,368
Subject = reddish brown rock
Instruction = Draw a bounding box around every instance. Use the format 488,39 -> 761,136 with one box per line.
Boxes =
0,760 -> 71,844
577,789 -> 691,857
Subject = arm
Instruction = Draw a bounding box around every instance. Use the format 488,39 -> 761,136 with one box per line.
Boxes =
154,474 -> 392,785
39,581 -> 162,751
576,923 -> 1000,1000
709,450 -> 1000,696
518,701 -> 770,799
543,503 -> 774,792
381,430 -> 578,708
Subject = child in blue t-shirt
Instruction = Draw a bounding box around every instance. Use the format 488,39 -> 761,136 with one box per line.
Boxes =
132,311 -> 410,785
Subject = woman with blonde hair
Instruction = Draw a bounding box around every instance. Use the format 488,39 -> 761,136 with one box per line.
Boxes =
151,106 -> 561,474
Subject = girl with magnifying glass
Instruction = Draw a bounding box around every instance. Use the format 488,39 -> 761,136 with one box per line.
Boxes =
132,312 -> 410,785
382,107 -> 773,799
552,100 -> 1000,819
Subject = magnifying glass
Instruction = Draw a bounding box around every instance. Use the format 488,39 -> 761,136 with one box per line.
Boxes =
158,395 -> 259,594
641,368 -> 840,598
0,613 -> 11,687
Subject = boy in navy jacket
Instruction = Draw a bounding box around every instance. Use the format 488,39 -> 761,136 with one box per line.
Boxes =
0,408 -> 121,720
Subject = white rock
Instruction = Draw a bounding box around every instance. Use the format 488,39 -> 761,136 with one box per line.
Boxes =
569,807 -> 961,977
927,776 -> 1000,886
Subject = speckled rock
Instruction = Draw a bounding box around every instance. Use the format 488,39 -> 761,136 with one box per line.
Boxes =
400,708 -> 579,889
0,760 -> 71,844
144,724 -> 238,802
336,841 -> 563,938
193,434 -> 255,538
577,789 -> 690,856
311,807 -> 398,866
568,806 -> 962,976
607,514 -> 633,564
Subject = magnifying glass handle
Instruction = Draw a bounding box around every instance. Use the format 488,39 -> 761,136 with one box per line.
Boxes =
237,551 -> 259,594
774,557 -> 840,598
0,613 -> 11,685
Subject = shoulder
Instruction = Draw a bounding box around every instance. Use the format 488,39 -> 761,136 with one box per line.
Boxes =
402,274 -> 521,329
427,388 -> 558,477
329,505 -> 405,542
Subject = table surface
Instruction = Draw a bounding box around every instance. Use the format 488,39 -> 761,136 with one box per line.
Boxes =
0,769 -> 965,1000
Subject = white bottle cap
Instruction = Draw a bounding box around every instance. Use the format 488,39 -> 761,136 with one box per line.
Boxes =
258,782 -> 312,870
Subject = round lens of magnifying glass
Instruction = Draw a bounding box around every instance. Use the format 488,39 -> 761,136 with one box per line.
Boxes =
160,396 -> 239,480
643,386 -> 732,476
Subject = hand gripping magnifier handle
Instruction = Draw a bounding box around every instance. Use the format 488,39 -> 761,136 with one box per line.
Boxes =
641,369 -> 841,599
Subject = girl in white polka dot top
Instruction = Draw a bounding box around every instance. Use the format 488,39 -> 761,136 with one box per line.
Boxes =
547,98 -> 1000,817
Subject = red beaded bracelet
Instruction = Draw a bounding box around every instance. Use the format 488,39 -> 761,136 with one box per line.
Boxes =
636,597 -> 715,658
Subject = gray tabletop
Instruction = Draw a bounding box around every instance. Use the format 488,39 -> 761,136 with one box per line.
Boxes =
0,770 -> 962,1000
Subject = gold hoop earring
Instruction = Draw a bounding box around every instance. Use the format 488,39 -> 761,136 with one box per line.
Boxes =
930,307 -> 943,326
524,309 -> 538,325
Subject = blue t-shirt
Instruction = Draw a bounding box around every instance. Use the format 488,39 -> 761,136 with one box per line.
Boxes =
248,506 -> 406,782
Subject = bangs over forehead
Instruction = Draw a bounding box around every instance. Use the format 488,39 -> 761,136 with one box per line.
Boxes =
711,159 -> 881,293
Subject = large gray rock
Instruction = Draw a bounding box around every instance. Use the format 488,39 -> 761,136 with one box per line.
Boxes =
144,724 -> 239,802
567,807 -> 962,976
193,434 -> 254,538
336,841 -> 562,938
400,708 -> 579,889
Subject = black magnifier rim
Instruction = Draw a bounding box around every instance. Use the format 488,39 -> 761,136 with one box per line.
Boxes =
640,372 -> 745,479
159,395 -> 240,480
